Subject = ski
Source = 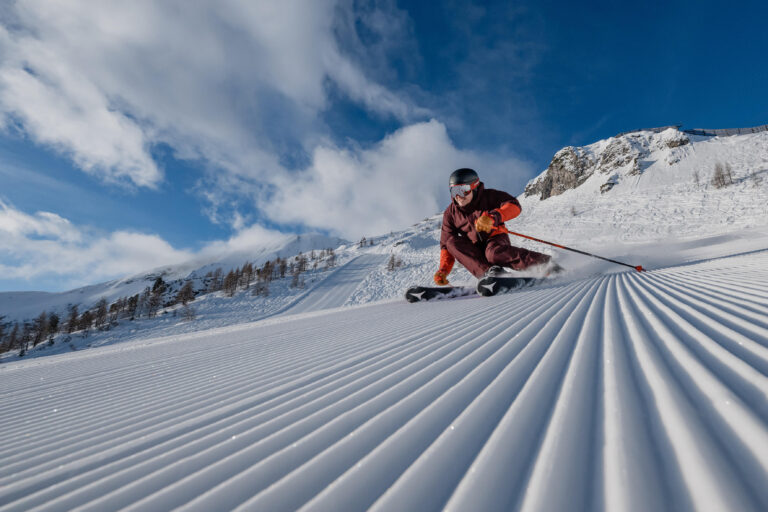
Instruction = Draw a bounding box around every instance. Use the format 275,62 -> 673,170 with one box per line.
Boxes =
476,275 -> 542,296
406,276 -> 546,302
405,285 -> 476,303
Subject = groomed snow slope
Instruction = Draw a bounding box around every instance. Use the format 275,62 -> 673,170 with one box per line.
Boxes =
1,251 -> 767,511
282,254 -> 388,315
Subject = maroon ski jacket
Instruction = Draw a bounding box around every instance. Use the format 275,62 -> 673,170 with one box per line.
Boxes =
439,182 -> 522,273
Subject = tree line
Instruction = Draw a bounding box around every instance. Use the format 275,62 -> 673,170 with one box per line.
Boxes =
0,248 -> 338,357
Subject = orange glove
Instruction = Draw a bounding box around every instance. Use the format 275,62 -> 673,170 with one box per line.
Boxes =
434,270 -> 450,286
475,210 -> 501,233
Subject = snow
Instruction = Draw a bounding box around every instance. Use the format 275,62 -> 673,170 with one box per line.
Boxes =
282,254 -> 388,315
1,128 -> 768,510
1,250 -> 767,510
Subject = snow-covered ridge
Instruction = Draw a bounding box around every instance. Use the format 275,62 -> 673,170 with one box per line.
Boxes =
523,127 -> 768,200
0,232 -> 347,323
524,128 -> 692,199
515,128 -> 768,250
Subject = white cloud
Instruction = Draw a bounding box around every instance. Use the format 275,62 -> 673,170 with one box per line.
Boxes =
198,224 -> 292,259
0,0 -> 424,189
0,201 -> 192,286
0,64 -> 161,187
0,199 -> 81,242
0,1 -> 536,256
0,201 -> 296,289
322,44 -> 427,121
266,119 -> 534,239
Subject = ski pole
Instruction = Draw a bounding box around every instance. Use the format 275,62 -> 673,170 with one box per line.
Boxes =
499,226 -> 645,272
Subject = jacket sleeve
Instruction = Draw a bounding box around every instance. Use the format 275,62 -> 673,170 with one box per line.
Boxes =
439,248 -> 455,274
439,211 -> 456,274
494,198 -> 522,222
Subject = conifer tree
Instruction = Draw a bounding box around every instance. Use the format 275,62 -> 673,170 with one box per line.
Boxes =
47,313 -> 60,342
152,277 -> 167,295
32,311 -> 48,347
176,281 -> 195,305
109,301 -> 120,323
8,323 -> 20,351
291,266 -> 302,288
208,268 -> 223,292
66,304 -> 80,334
241,262 -> 254,289
19,322 -> 32,355
79,310 -> 93,336
297,253 -> 308,272
148,291 -> 162,318
127,295 -> 139,319
94,298 -> 109,330
223,270 -> 239,296
138,287 -> 152,317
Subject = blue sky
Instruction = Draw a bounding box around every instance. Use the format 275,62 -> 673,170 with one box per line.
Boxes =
1,0 -> 766,292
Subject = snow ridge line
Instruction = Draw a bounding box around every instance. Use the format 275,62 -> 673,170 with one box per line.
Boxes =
1,253 -> 767,511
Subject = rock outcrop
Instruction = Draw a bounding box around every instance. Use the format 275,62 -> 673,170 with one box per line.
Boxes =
524,128 -> 690,199
523,146 -> 594,200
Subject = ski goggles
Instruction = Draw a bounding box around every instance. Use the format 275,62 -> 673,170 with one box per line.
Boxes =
450,179 -> 479,199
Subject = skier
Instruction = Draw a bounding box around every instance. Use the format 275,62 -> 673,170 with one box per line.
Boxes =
434,168 -> 557,286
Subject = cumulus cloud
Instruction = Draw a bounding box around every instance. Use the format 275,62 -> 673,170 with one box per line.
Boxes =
0,0 -> 424,189
0,199 -> 81,243
0,200 -> 193,287
266,119 -> 534,239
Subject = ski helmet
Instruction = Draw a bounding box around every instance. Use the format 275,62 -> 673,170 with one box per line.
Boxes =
449,168 -> 479,186
449,168 -> 480,199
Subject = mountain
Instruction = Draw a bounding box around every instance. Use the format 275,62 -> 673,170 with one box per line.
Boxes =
518,127 -> 768,246
1,126 -> 767,510
524,127 -> 692,199
0,232 -> 347,324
